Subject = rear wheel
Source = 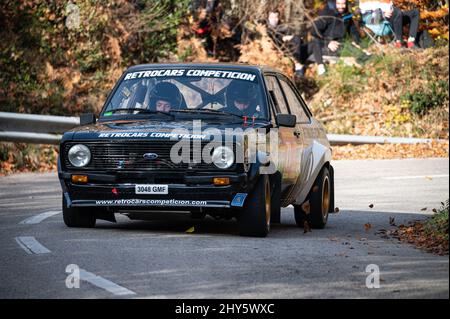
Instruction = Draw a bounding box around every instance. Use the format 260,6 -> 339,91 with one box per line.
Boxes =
238,175 -> 271,237
310,167 -> 330,228
294,166 -> 330,229
62,195 -> 96,228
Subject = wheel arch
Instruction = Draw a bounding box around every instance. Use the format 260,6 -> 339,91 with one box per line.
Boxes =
292,141 -> 332,206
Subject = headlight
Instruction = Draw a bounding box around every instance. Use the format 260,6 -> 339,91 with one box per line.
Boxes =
68,144 -> 91,167
212,146 -> 234,169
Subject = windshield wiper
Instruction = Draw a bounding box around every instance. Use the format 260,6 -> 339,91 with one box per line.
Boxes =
171,109 -> 246,119
107,108 -> 174,118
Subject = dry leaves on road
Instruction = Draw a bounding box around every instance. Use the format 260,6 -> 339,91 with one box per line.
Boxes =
380,221 -> 448,256
378,201 -> 449,255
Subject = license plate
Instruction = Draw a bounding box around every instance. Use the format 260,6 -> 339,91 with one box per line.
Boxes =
135,184 -> 168,195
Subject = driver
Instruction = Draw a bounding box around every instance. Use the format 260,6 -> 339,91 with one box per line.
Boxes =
225,80 -> 259,117
149,82 -> 183,112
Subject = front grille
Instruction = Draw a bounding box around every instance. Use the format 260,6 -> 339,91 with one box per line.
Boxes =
63,141 -> 231,171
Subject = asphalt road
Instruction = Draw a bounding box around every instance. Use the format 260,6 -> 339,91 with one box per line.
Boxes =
0,158 -> 448,299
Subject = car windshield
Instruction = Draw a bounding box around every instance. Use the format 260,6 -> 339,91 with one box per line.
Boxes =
101,68 -> 267,120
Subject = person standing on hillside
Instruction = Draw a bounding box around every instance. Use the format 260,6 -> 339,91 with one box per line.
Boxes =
299,0 -> 361,75
266,10 -> 305,76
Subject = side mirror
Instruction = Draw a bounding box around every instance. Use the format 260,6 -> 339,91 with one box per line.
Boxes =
275,113 -> 296,127
80,113 -> 96,126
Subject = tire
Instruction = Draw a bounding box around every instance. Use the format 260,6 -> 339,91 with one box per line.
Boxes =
191,212 -> 206,220
294,166 -> 331,229
62,195 -> 96,228
270,172 -> 282,224
239,175 -> 271,237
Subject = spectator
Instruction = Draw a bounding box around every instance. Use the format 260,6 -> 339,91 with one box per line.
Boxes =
190,0 -> 219,14
266,10 -> 305,76
214,16 -> 242,62
359,0 -> 420,48
299,0 -> 361,75
193,8 -> 214,56
205,0 -> 220,14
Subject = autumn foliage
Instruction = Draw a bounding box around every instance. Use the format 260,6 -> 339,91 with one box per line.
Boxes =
396,0 -> 449,40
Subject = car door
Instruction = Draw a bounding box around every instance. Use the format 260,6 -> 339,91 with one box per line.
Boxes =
263,74 -> 303,201
277,75 -> 317,205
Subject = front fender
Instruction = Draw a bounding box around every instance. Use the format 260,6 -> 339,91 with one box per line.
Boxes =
247,150 -> 272,190
293,140 -> 332,205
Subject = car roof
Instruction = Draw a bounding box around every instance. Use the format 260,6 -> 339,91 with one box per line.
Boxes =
126,63 -> 280,75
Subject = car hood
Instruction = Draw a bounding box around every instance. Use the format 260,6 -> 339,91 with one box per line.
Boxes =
62,119 -> 271,143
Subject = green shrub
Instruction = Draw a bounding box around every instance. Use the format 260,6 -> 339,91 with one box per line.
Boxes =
424,200 -> 449,242
401,80 -> 449,115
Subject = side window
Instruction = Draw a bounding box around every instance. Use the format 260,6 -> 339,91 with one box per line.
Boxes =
264,75 -> 289,114
279,78 -> 310,123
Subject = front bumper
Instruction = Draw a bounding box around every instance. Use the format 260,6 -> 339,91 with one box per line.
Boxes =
59,171 -> 251,210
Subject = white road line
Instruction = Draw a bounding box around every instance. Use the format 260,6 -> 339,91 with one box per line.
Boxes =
15,236 -> 51,254
382,174 -> 449,180
20,211 -> 61,225
79,269 -> 136,296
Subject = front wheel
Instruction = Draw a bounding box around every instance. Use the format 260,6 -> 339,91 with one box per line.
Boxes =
238,175 -> 271,237
62,195 -> 96,228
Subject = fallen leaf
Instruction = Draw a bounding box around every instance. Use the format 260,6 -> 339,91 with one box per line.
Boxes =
334,207 -> 340,213
389,217 -> 396,226
301,200 -> 310,215
303,221 -> 311,233
364,223 -> 372,231
421,207 -> 427,211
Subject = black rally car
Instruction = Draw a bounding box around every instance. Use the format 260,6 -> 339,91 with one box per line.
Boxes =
58,63 -> 334,237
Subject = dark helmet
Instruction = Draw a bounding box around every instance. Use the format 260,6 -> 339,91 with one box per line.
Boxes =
149,82 -> 182,109
225,80 -> 258,109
